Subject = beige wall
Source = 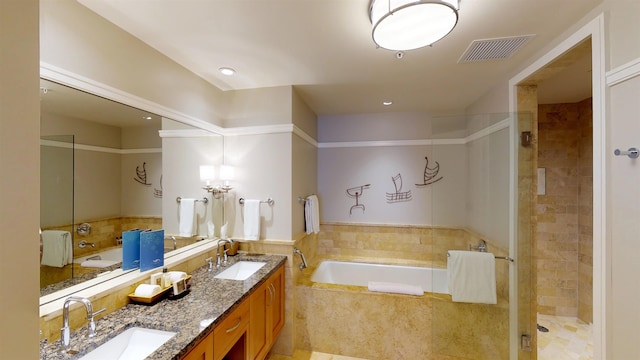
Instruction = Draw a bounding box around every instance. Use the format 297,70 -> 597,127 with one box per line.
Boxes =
317,113 -> 508,243
292,134 -> 318,238
225,132 -> 294,240
0,1 -> 40,359
161,132 -> 224,237
223,86 -> 293,128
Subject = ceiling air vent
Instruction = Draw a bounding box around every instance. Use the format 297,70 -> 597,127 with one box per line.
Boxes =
458,35 -> 536,63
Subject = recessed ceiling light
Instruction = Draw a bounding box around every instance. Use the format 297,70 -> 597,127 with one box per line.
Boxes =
219,67 -> 236,76
383,101 -> 393,106
143,116 -> 153,120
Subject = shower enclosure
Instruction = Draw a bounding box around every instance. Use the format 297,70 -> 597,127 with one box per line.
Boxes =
312,111 -> 534,358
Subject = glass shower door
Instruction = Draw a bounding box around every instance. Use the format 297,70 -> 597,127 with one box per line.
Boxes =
430,113 -> 514,359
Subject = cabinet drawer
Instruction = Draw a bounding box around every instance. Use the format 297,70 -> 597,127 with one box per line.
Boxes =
213,300 -> 249,360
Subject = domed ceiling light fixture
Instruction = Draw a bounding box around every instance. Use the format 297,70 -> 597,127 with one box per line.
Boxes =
369,0 -> 460,51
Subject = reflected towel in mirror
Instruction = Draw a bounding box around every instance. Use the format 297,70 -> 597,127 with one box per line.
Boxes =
41,230 -> 72,268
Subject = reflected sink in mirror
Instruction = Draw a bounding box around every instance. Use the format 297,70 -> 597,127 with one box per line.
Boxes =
214,261 -> 267,281
79,327 -> 176,360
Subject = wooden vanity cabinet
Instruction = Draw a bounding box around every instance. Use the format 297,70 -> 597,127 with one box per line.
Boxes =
181,331 -> 214,360
249,265 -> 284,360
180,263 -> 284,360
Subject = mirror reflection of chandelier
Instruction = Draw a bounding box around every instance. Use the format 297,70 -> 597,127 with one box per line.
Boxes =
369,0 -> 460,51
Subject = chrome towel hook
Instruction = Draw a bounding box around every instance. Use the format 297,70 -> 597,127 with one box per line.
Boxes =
614,147 -> 639,159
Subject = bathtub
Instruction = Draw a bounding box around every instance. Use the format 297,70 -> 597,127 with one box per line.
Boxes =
298,259 -> 508,359
310,260 -> 449,294
74,247 -> 122,268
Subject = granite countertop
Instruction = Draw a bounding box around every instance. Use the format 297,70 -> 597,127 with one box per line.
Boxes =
40,253 -> 287,360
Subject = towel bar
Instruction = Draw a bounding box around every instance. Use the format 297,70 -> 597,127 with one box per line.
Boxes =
176,197 -> 209,204
447,251 -> 514,262
239,197 -> 274,206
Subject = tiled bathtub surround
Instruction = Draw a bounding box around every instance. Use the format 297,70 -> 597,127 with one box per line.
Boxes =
295,223 -> 510,360
317,223 -> 510,298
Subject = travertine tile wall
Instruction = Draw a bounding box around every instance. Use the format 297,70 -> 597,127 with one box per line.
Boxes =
537,99 -> 592,322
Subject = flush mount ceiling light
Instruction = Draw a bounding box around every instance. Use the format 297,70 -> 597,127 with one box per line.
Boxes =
369,0 -> 459,51
218,67 -> 236,76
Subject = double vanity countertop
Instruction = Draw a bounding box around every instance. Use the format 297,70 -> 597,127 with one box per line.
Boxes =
40,253 -> 287,360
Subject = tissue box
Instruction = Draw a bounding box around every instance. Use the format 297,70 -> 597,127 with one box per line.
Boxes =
140,229 -> 165,271
122,229 -> 143,270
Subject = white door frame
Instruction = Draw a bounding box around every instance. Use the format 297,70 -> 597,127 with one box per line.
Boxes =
507,14 -> 607,360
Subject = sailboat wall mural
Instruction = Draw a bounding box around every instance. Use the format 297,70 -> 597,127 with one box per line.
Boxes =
386,173 -> 412,203
415,156 -> 443,187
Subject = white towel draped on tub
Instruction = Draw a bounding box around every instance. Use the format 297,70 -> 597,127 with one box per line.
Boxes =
179,198 -> 196,237
41,230 -> 73,268
243,199 -> 261,240
447,250 -> 497,304
305,195 -> 320,234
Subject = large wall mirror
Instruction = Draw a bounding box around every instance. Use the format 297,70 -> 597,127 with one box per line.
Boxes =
39,78 -> 224,301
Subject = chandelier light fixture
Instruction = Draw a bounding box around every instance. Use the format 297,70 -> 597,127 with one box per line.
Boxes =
369,0 -> 460,51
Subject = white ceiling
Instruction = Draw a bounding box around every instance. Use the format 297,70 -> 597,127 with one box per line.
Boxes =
77,0 -> 600,117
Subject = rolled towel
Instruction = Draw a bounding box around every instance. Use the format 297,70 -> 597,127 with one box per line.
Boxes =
368,281 -> 424,296
134,284 -> 162,297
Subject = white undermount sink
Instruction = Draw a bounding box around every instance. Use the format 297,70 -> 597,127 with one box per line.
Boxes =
79,327 -> 176,360
214,261 -> 267,281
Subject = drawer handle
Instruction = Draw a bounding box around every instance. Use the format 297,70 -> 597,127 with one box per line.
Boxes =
267,283 -> 274,306
225,318 -> 242,333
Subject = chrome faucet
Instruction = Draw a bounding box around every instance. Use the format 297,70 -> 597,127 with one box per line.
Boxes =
60,296 -> 105,351
293,248 -> 308,271
205,257 -> 214,272
166,235 -> 177,250
216,239 -> 232,267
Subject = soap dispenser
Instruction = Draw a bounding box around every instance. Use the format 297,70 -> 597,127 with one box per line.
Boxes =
161,267 -> 171,288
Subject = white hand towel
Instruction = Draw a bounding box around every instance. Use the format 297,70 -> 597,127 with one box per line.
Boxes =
179,198 -> 196,237
305,195 -> 320,234
41,230 -> 72,268
447,250 -> 497,304
243,199 -> 261,240
368,281 -> 424,296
